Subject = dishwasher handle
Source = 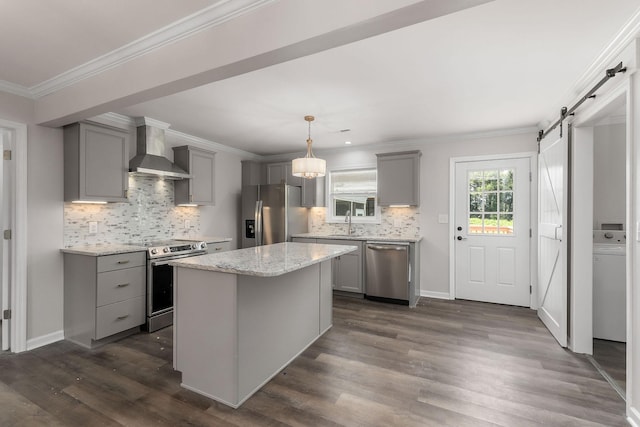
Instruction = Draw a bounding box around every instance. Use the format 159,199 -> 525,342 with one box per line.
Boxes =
367,244 -> 407,251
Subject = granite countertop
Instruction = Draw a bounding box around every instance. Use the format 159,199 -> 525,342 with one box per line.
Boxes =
60,244 -> 147,256
169,242 -> 357,277
292,233 -> 422,243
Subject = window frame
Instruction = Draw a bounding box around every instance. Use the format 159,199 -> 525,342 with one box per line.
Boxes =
326,167 -> 381,224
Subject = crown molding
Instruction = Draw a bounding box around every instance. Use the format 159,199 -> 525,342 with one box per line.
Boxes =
91,112 -> 261,159
6,0 -> 274,99
0,80 -> 35,99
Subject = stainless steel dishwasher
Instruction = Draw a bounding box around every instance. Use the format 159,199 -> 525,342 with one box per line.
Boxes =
365,242 -> 410,304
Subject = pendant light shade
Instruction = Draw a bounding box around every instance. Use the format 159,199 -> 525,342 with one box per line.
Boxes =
292,115 -> 326,179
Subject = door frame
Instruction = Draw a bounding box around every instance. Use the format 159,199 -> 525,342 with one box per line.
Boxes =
449,152 -> 538,307
570,80 -> 630,355
0,118 -> 27,353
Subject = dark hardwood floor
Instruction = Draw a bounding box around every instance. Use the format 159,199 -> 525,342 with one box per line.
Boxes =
0,296 -> 628,426
593,338 -> 627,393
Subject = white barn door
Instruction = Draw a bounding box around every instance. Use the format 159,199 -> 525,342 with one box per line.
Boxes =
537,127 -> 569,347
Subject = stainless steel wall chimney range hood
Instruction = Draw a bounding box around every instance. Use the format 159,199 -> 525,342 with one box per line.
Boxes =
129,117 -> 191,180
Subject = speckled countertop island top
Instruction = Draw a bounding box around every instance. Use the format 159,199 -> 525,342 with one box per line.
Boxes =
292,233 -> 422,243
170,242 -> 357,277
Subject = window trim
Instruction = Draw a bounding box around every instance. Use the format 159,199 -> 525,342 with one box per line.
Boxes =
326,167 -> 381,224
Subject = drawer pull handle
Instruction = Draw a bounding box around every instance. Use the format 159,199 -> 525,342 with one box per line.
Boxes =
215,247 -> 221,251
117,260 -> 130,264
117,283 -> 130,288
116,314 -> 130,320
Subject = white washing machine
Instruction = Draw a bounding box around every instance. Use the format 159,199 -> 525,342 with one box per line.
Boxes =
593,230 -> 626,342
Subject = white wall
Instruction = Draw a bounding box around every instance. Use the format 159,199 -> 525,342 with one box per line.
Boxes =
593,123 -> 626,229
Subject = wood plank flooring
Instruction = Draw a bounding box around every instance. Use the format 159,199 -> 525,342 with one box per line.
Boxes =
0,296 -> 628,426
593,338 -> 627,392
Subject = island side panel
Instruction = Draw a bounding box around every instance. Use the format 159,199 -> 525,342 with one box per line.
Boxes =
319,260 -> 332,334
237,264 -> 321,402
174,267 -> 239,406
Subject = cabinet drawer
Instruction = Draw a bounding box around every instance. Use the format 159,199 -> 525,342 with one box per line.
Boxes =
95,296 -> 145,340
316,239 -> 362,255
97,252 -> 145,273
292,238 -> 317,243
207,241 -> 230,254
97,266 -> 145,307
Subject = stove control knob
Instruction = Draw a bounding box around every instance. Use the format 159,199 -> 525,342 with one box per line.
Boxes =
201,242 -> 207,250
163,247 -> 170,253
150,249 -> 157,255
191,244 -> 197,250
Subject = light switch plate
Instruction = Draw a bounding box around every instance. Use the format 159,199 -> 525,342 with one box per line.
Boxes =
88,221 -> 98,235
393,219 -> 402,227
438,214 -> 449,224
184,219 -> 191,229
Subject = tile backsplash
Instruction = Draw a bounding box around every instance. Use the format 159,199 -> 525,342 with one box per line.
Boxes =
64,176 -> 201,247
309,207 -> 420,237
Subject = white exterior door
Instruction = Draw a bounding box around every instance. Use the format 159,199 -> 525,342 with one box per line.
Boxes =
537,128 -> 568,347
454,157 -> 531,306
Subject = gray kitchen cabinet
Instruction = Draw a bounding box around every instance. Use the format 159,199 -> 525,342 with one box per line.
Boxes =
64,251 -> 146,348
376,150 -> 421,206
266,162 -> 303,186
206,241 -> 231,254
292,237 -> 317,243
317,238 -> 363,293
241,160 -> 265,186
64,122 -> 130,202
173,146 -> 216,205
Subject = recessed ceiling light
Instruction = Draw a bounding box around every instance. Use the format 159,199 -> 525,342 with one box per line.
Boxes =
344,141 -> 352,145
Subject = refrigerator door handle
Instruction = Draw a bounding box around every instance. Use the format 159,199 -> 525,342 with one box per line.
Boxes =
255,200 -> 263,246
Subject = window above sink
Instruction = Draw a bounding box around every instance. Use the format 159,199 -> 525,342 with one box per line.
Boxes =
326,168 -> 380,224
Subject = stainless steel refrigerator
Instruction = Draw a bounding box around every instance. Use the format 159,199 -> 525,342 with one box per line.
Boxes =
241,184 -> 308,248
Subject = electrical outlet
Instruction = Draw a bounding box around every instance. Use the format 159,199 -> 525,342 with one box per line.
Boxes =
184,219 -> 191,229
393,219 -> 402,227
88,221 -> 98,235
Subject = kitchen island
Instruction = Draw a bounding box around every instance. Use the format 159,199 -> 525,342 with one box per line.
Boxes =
169,242 -> 357,408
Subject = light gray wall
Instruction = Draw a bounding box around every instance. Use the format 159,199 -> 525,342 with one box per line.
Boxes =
298,131 -> 537,295
0,94 -> 66,343
593,123 -> 626,229
27,125 -> 64,339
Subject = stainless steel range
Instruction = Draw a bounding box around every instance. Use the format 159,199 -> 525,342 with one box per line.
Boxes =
133,240 -> 207,332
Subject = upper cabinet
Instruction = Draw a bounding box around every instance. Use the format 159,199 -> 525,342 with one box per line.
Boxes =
266,162 -> 303,186
241,160 -> 265,186
173,146 -> 216,205
376,151 -> 421,206
64,122 -> 130,202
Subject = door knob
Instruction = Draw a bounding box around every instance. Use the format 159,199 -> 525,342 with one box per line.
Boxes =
457,226 -> 463,231
457,236 -> 467,241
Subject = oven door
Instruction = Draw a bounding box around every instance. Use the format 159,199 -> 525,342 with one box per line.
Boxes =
148,252 -> 205,317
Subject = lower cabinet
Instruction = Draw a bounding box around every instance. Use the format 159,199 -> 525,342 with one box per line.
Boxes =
64,251 -> 146,348
206,240 -> 231,254
314,238 -> 363,293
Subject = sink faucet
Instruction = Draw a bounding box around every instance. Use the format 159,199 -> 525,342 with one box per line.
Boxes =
345,210 -> 352,235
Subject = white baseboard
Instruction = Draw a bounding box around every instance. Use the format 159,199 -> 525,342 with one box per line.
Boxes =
420,290 -> 452,300
628,406 -> 640,427
27,329 -> 64,351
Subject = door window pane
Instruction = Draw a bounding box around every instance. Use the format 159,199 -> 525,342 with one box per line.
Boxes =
467,169 -> 515,235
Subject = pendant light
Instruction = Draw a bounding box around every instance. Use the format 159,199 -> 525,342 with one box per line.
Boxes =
292,115 -> 326,179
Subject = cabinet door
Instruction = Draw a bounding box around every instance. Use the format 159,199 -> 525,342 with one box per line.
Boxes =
266,163 -> 287,184
301,178 -> 316,207
190,149 -> 215,204
335,253 -> 362,292
377,151 -> 421,206
73,123 -> 129,202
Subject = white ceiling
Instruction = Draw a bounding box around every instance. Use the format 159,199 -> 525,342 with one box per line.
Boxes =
2,0 -> 639,156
